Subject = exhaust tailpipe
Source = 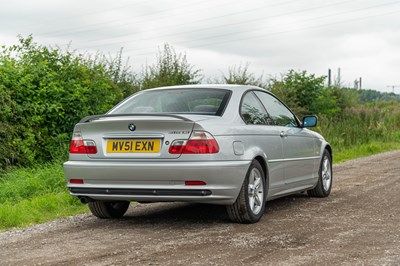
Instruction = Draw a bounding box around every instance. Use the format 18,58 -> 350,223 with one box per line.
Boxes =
78,196 -> 91,204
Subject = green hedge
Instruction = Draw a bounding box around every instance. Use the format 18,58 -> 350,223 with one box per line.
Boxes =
0,36 -> 123,168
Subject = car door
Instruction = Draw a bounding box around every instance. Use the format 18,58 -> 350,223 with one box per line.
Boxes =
254,91 -> 318,188
240,91 -> 286,192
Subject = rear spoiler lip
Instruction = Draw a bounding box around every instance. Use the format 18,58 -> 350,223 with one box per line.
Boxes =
79,114 -> 194,123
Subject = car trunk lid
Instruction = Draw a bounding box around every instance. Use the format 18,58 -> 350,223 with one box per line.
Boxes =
77,115 -> 197,159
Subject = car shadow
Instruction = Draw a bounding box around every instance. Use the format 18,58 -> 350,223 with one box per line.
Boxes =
128,202 -> 229,223
108,192 -> 311,226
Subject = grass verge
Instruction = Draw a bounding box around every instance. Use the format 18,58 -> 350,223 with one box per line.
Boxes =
0,193 -> 87,230
333,141 -> 400,163
0,162 -> 87,232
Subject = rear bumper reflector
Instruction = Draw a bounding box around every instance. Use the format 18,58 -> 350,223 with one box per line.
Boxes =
69,179 -> 84,184
70,187 -> 212,196
185,181 -> 206,186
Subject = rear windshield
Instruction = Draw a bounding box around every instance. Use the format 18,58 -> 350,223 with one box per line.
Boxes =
109,89 -> 231,116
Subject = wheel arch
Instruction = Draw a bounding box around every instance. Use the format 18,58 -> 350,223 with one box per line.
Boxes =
253,155 -> 269,187
324,144 -> 333,161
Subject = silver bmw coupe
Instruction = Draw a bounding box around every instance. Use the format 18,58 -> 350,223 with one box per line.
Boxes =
64,84 -> 332,223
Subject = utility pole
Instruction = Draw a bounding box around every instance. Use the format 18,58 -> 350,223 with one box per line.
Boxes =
337,68 -> 341,87
328,69 -> 331,87
387,85 -> 400,93
354,77 -> 362,89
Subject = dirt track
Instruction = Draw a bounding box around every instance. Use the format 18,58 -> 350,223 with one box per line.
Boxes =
1,150 -> 400,265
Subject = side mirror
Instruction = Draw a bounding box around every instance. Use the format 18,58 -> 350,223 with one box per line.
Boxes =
302,115 -> 318,128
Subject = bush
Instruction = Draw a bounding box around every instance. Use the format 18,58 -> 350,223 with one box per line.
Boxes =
219,63 -> 268,88
0,36 -> 124,168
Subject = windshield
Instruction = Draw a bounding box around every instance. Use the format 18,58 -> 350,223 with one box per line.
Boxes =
109,88 -> 231,116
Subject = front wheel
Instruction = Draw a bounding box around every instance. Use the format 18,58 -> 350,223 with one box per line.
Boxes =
88,201 -> 130,219
308,149 -> 333,197
226,160 -> 267,223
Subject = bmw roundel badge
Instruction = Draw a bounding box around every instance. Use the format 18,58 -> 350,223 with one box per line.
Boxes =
128,123 -> 136,132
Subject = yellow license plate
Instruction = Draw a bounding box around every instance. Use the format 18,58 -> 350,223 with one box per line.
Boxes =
106,139 -> 161,153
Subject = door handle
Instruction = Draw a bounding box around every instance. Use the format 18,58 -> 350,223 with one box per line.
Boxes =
280,131 -> 288,138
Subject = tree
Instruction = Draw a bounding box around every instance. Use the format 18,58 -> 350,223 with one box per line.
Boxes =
269,70 -> 337,116
141,44 -> 202,89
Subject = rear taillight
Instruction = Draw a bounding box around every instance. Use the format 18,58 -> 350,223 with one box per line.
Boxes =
69,131 -> 97,154
169,131 -> 219,154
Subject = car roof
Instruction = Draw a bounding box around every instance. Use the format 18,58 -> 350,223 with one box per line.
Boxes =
143,84 -> 265,94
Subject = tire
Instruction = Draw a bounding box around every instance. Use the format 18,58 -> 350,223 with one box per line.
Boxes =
308,149 -> 333,197
226,160 -> 267,223
88,201 -> 130,219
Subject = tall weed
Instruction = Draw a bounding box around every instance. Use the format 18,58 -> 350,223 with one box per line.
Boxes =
316,103 -> 400,151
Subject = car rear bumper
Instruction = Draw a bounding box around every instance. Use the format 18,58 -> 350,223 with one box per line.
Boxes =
63,160 -> 251,205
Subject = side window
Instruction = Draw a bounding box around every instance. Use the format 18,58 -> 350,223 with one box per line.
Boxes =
240,91 -> 269,125
254,91 -> 298,127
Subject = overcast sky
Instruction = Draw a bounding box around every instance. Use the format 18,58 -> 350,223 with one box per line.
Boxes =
2,0 -> 400,92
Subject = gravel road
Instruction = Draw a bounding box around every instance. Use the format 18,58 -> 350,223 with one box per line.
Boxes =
1,151 -> 400,265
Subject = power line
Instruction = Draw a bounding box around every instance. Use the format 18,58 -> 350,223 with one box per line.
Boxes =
24,0 -> 212,30
21,0 -> 157,29
37,0 -> 231,37
76,0 -> 398,50
71,0 -> 303,47
70,0 -> 363,49
121,8 -> 400,57
40,0 -> 359,42
14,0 -> 400,62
